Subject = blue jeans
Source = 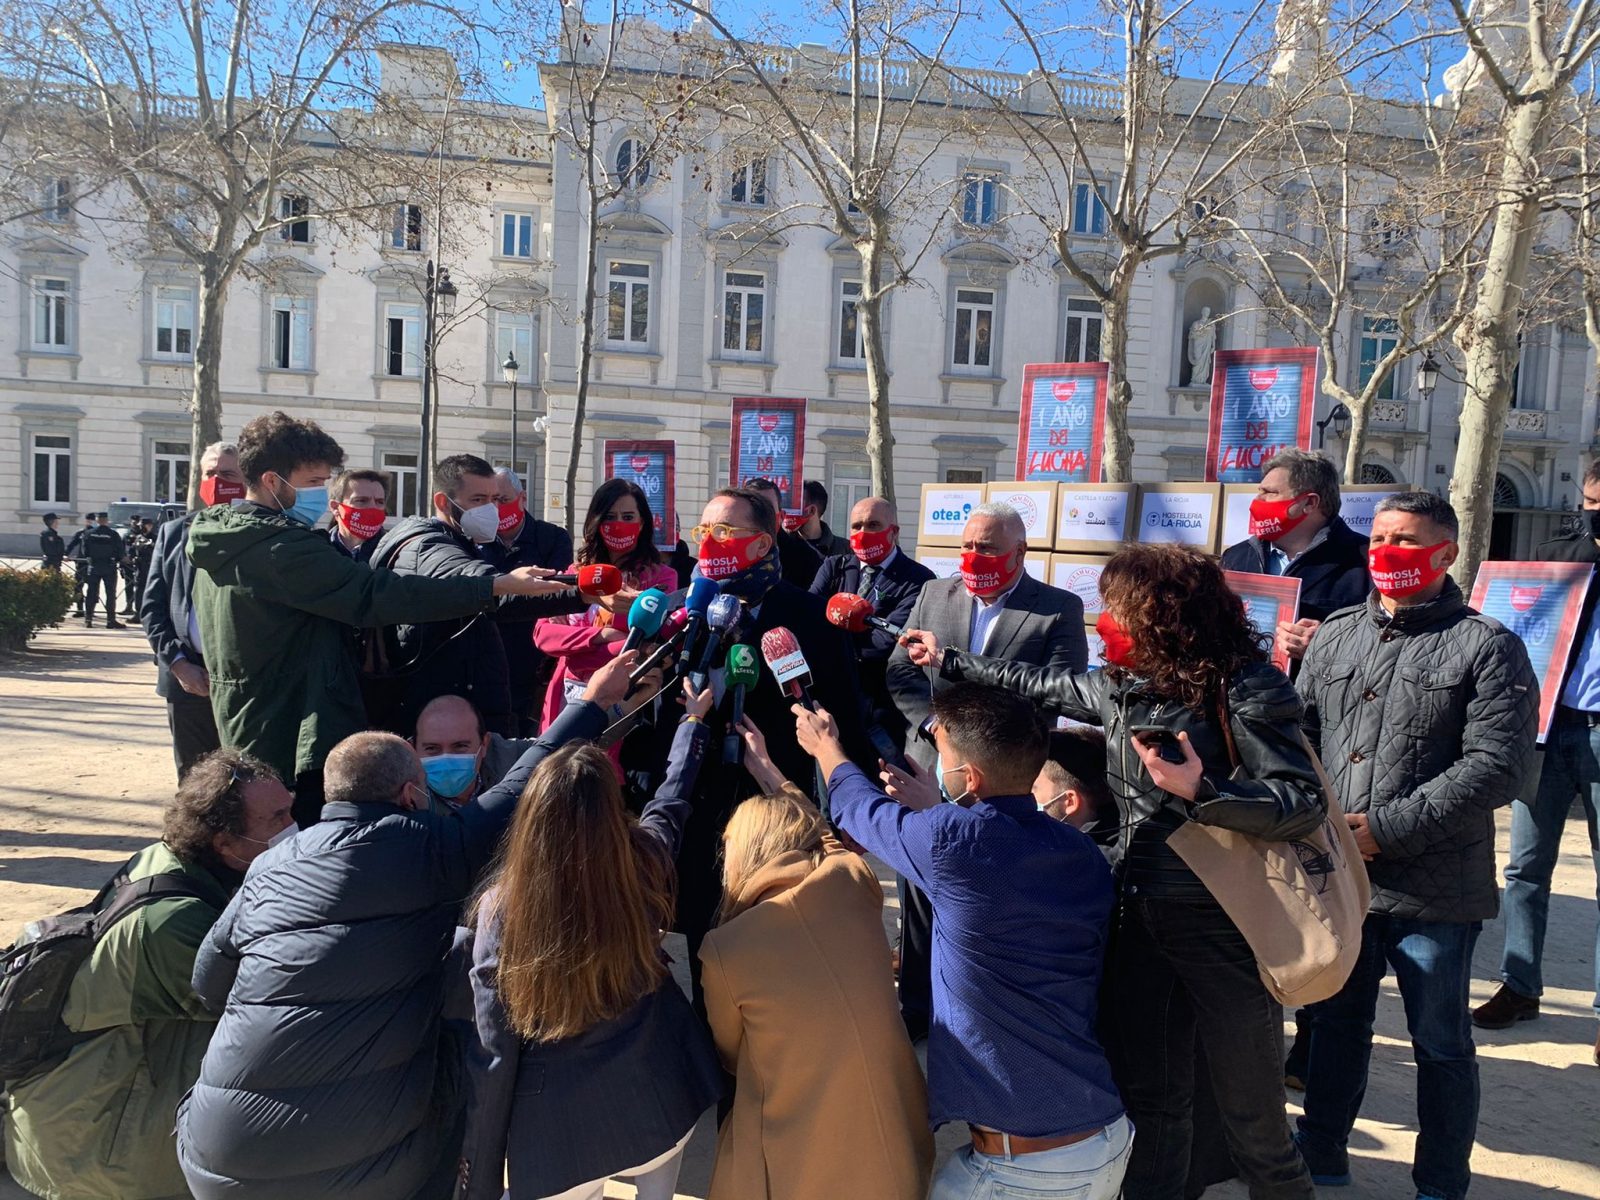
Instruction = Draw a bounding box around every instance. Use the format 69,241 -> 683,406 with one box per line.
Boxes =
929,1115 -> 1134,1200
1500,707 -> 1600,1013
1298,913 -> 1482,1200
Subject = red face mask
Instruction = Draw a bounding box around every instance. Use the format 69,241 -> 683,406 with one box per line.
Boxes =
780,512 -> 806,534
698,533 -> 765,580
1096,610 -> 1137,668
1248,493 -> 1316,542
850,527 -> 895,566
199,476 -> 246,507
1369,542 -> 1451,598
337,504 -> 386,541
495,500 -> 523,536
600,520 -> 641,554
960,549 -> 1020,599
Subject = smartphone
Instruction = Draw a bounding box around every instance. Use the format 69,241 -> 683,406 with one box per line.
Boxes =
1129,724 -> 1187,765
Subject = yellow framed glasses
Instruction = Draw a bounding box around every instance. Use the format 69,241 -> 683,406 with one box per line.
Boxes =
690,522 -> 762,543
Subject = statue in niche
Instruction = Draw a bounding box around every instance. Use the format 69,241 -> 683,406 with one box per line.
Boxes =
1271,0 -> 1330,82
1188,307 -> 1216,387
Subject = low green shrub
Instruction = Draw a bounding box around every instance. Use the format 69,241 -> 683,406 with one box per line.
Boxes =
0,567 -> 75,651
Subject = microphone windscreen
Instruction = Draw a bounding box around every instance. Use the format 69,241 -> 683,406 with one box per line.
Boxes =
825,592 -> 874,634
685,576 -> 719,615
706,594 -> 741,632
626,588 -> 668,637
725,643 -> 760,688
577,563 -> 623,595
760,626 -> 812,687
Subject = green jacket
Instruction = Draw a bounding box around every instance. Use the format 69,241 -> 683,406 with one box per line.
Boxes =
187,503 -> 495,780
3,843 -> 234,1200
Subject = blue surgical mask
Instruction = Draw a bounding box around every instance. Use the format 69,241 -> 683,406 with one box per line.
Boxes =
270,476 -> 329,528
937,759 -> 970,805
422,753 -> 479,800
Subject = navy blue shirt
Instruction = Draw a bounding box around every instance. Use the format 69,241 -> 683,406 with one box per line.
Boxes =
828,763 -> 1123,1137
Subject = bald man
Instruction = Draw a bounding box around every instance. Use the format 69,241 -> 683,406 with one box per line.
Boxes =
411,692 -> 545,810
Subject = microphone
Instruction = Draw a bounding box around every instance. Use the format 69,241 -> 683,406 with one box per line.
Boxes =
760,626 -> 815,710
550,563 -> 623,595
627,614 -> 689,689
677,577 -> 719,670
723,643 -> 759,764
687,595 -> 742,692
622,588 -> 669,653
825,592 -> 904,638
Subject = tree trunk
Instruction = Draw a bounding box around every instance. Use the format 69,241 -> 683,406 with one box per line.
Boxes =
565,188 -> 602,538
857,236 -> 894,504
1450,91 -> 1552,583
186,266 -> 227,509
1098,281 -> 1135,482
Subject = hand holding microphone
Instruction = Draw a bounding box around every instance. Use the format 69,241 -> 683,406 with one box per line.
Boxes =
760,626 -> 815,709
825,592 -> 904,638
621,588 -> 669,653
899,628 -> 945,670
722,643 -> 759,764
687,595 -> 741,691
546,563 -> 624,596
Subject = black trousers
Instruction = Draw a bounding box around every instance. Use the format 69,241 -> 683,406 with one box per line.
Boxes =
84,570 -> 117,619
167,685 -> 221,780
1110,894 -> 1314,1200
896,876 -> 934,1034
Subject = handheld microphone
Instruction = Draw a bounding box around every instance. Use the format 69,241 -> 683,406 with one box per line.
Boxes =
760,626 -> 815,710
723,643 -> 759,764
550,563 -> 623,595
627,614 -> 689,689
622,588 -> 668,653
688,595 -> 742,692
678,577 -> 719,669
825,592 -> 904,638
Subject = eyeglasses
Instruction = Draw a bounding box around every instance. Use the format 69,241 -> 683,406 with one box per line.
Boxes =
690,523 -> 763,543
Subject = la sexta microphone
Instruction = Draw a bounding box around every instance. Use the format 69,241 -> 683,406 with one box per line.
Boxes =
687,595 -> 741,692
622,588 -> 668,653
549,563 -> 623,595
723,642 -> 759,764
825,592 -> 904,638
760,626 -> 815,710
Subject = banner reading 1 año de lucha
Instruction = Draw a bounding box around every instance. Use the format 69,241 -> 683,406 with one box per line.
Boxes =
1205,347 -> 1318,483
1015,362 -> 1107,483
729,396 -> 807,515
603,439 -> 677,543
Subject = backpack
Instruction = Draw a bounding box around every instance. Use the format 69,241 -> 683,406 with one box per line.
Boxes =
0,867 -> 209,1083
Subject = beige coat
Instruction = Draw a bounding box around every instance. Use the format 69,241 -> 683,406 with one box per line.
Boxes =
699,846 -> 933,1200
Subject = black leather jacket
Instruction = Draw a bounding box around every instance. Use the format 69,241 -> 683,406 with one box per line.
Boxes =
941,651 -> 1326,899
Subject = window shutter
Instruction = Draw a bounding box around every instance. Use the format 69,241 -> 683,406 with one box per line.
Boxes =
290,302 -> 311,369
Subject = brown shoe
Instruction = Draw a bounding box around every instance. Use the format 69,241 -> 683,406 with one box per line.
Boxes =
1472,984 -> 1539,1029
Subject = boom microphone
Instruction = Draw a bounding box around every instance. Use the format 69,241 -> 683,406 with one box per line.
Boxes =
549,563 -> 623,595
760,626 -> 815,709
723,643 -> 759,764
825,592 -> 904,638
622,588 -> 668,653
688,595 -> 742,691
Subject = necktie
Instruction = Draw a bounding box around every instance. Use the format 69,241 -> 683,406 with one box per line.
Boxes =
858,565 -> 879,600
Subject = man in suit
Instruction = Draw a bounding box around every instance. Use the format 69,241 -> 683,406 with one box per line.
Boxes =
811,495 -> 935,759
139,441 -> 242,779
886,500 -> 1088,1039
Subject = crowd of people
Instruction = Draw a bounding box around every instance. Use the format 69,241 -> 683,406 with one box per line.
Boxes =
3,415 -> 1597,1200
38,509 -> 159,626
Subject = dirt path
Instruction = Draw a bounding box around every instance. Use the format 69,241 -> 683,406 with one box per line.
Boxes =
1,628 -> 1596,1198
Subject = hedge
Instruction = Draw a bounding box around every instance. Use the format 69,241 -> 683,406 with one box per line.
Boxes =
0,567 -> 75,651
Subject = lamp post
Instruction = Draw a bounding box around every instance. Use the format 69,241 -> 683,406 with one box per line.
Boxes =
1316,401 -> 1351,449
503,351 -> 521,472
416,260 -> 458,514
1415,351 -> 1440,402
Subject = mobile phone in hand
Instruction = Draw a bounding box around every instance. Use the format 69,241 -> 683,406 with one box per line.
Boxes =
1129,724 -> 1187,765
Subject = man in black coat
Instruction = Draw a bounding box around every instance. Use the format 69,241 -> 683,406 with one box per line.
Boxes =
810,494 -> 934,759
65,515 -> 94,614
1219,448 -> 1370,669
744,476 -> 824,591
81,512 -> 127,629
798,478 -> 851,559
369,454 -> 592,738
39,514 -> 64,571
140,443 -> 243,779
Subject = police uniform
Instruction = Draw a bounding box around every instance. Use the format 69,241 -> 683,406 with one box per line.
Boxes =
82,517 -> 127,627
39,517 -> 65,571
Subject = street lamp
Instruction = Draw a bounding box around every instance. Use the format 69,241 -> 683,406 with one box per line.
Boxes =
416,260 -> 459,514
1316,401 -> 1351,448
1415,351 -> 1440,401
502,351 -> 521,472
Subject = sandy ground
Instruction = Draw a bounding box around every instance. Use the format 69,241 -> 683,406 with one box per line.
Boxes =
1,626 -> 1597,1199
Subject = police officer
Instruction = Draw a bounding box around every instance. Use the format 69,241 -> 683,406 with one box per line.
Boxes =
64,515 -> 94,615
39,514 -> 65,572
126,517 -> 157,614
82,512 -> 128,629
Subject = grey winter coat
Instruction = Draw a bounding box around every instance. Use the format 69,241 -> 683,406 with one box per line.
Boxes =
1297,581 -> 1538,922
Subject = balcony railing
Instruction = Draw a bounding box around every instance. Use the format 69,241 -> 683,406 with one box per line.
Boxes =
1503,409 -> 1548,437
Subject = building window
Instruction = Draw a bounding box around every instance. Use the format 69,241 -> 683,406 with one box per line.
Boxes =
615,138 -> 652,190
1359,463 -> 1397,484
838,280 -> 865,362
606,260 -> 650,345
952,287 -> 995,371
829,459 -> 872,519
391,203 -> 423,251
945,467 -> 986,484
31,277 -> 70,349
153,285 -> 195,360
1358,315 -> 1399,402
1071,183 -> 1109,235
279,194 -> 310,243
152,440 -> 190,504
384,302 -> 422,376
42,177 -> 72,223
270,295 -> 312,370
495,310 -> 534,381
960,173 -> 999,226
1064,297 -> 1102,363
32,433 -> 71,505
721,270 -> 766,358
500,211 -> 536,258
729,159 -> 768,205
382,451 -> 420,517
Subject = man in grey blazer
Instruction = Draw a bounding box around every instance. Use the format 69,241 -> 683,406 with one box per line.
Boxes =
884,501 -> 1088,1038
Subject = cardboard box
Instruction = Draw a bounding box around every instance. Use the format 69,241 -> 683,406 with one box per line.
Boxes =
916,482 -> 984,547
1340,483 -> 1407,539
1054,483 -> 1140,552
1133,482 -> 1223,553
1220,483 -> 1258,551
985,481 -> 1059,546
1023,551 -> 1051,582
917,549 -> 963,580
1049,553 -> 1112,620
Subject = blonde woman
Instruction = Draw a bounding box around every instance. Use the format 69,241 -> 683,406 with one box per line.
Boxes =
698,718 -> 932,1200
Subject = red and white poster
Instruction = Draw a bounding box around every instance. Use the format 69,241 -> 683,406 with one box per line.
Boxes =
1223,570 -> 1303,674
1015,362 -> 1108,483
603,440 -> 677,544
1469,560 -> 1594,742
1206,348 -> 1318,483
729,396 -> 807,516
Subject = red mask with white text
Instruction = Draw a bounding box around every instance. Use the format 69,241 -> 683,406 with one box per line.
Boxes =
199,476 -> 246,507
1248,493 -> 1316,542
780,512 -> 806,534
496,500 -> 524,537
850,528 -> 895,566
698,533 -> 765,580
337,504 -> 386,542
1096,611 -> 1137,668
1368,542 -> 1450,599
600,521 -> 641,554
960,549 -> 1020,600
